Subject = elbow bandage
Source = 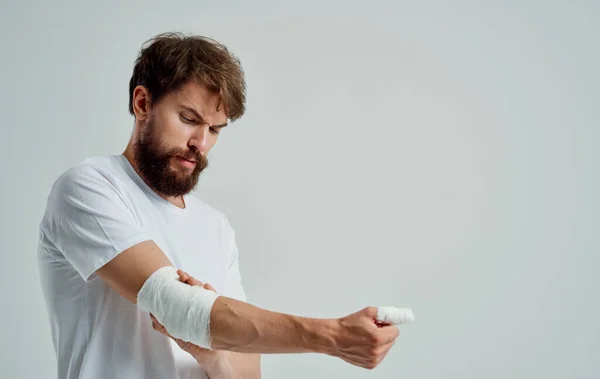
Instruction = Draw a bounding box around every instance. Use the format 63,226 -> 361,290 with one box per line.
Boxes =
376,307 -> 414,325
137,266 -> 220,349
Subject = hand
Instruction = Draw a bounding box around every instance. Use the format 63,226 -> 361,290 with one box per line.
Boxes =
150,270 -> 228,369
331,307 -> 400,369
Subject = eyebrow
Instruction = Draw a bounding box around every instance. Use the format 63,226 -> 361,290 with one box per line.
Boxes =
180,105 -> 228,128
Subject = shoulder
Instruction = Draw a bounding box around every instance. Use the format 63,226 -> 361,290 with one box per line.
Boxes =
43,155 -> 129,217
49,156 -> 116,196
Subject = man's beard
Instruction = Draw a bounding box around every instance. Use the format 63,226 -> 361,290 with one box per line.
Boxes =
133,117 -> 208,197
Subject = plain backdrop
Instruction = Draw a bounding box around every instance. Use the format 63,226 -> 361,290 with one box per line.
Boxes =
1,0 -> 598,378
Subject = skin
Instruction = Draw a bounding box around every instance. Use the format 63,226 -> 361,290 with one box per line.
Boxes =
95,80 -> 401,375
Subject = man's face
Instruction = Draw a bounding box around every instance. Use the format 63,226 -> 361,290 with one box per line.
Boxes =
133,81 -> 228,197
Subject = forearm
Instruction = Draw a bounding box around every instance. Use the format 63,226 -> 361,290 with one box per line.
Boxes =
209,296 -> 338,355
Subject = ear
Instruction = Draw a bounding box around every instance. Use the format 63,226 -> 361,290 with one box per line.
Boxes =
132,85 -> 151,121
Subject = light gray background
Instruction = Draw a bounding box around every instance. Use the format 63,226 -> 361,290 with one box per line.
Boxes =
1,0 -> 598,378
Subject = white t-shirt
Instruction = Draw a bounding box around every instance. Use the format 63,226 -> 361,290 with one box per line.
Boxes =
37,154 -> 248,379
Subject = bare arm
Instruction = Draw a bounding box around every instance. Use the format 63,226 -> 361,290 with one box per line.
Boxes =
96,240 -> 172,303
208,296 -> 337,354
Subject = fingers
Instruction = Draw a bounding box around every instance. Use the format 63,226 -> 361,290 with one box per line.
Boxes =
354,337 -> 398,369
334,306 -> 405,370
150,314 -> 169,336
346,339 -> 396,368
176,270 -> 217,293
176,270 -> 204,286
373,339 -> 396,367
375,324 -> 400,345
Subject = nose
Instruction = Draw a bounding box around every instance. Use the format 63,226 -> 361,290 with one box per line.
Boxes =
188,125 -> 211,154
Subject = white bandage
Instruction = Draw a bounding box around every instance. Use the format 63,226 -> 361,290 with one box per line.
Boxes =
376,307 -> 414,325
137,266 -> 220,349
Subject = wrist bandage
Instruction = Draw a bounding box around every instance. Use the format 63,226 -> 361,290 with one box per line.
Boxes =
137,266 -> 220,349
376,307 -> 414,325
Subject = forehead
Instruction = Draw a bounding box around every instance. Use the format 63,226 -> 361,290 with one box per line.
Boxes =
163,81 -> 227,122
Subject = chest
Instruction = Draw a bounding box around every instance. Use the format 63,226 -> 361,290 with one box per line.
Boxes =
132,203 -> 229,294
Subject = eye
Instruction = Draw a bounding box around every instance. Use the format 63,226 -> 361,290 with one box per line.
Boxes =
180,114 -> 195,124
210,127 -> 220,135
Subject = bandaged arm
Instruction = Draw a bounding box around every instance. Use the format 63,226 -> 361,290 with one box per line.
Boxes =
96,239 -> 411,354
96,239 -> 336,353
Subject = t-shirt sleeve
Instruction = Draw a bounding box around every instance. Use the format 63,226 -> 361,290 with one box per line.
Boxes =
223,218 -> 248,302
41,164 -> 151,282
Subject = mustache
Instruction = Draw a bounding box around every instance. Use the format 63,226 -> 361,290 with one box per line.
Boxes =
172,150 -> 203,162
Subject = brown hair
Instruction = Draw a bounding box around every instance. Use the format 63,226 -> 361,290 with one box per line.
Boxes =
128,32 -> 246,121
